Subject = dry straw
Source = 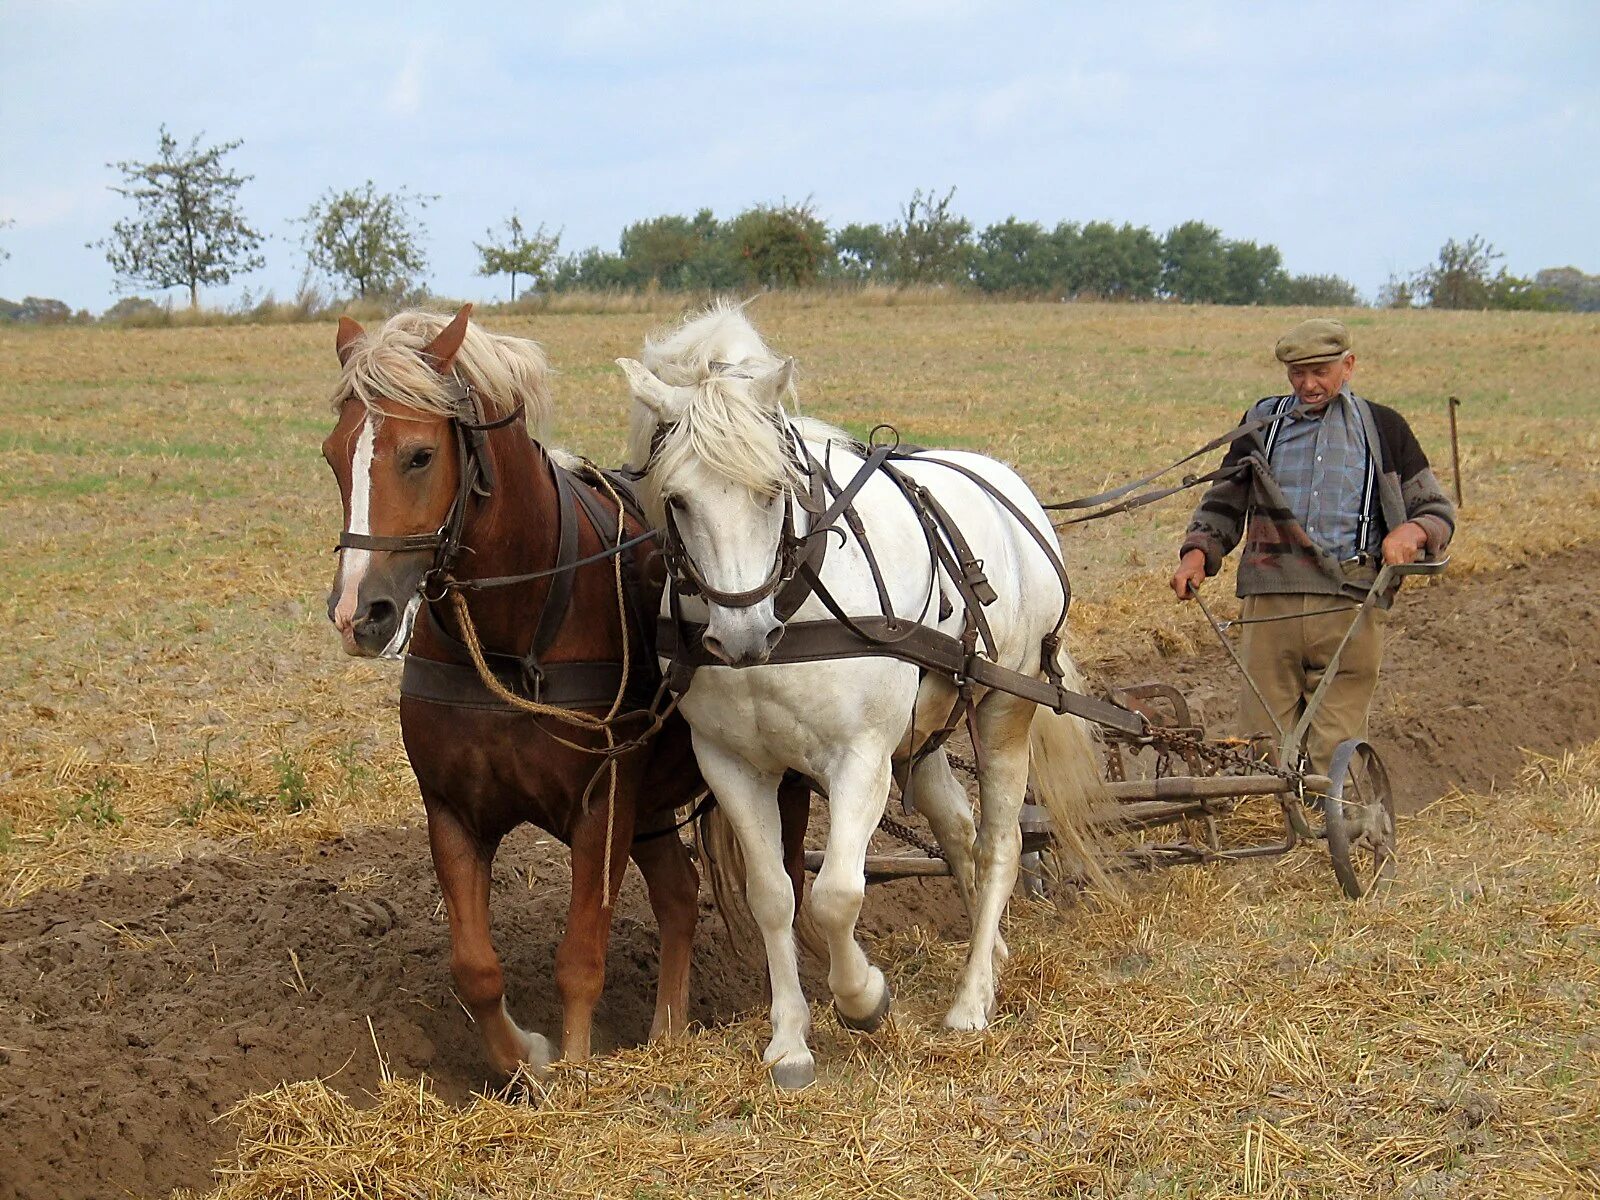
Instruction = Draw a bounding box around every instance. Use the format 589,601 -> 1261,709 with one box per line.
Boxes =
187,742 -> 1600,1199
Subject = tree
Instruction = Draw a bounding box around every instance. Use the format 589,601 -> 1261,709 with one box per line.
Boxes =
1377,274 -> 1415,309
1161,220 -> 1229,303
1409,235 -> 1552,311
616,209 -> 738,290
1218,238 -> 1284,305
1413,235 -> 1500,309
299,182 -> 435,300
1534,266 -> 1600,312
0,296 -> 73,324
549,246 -> 631,291
728,201 -> 832,288
971,218 -> 1055,294
831,223 -> 897,283
895,187 -> 973,284
1269,273 -> 1362,307
475,212 -> 559,302
1064,221 -> 1162,300
92,126 -> 264,309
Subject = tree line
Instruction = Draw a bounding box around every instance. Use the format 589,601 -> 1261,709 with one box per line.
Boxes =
2,127 -> 1596,321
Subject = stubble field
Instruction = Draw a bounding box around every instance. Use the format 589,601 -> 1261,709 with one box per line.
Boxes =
1,298 -> 1598,1198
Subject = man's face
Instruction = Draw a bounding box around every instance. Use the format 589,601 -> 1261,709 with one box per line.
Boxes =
1287,354 -> 1355,409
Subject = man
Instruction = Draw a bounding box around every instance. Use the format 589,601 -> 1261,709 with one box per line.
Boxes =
1170,318 -> 1455,772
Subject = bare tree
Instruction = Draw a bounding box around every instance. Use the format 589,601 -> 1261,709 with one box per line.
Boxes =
93,126 -> 264,309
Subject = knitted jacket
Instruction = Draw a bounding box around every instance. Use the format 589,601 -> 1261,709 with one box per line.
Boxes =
1180,393 -> 1456,601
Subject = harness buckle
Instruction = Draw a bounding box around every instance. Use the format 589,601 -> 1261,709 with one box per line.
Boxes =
521,662 -> 545,702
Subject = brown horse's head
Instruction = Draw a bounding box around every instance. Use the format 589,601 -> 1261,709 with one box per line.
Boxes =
323,308 -> 473,656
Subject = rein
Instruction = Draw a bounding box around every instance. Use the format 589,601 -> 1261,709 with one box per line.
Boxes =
1044,405 -> 1304,526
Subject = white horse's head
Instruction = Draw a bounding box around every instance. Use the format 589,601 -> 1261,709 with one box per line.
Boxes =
618,351 -> 800,667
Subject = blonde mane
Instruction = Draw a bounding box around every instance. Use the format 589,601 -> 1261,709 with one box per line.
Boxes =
333,310 -> 554,435
627,302 -> 849,519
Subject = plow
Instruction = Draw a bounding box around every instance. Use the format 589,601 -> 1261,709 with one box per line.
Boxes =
821,558 -> 1447,900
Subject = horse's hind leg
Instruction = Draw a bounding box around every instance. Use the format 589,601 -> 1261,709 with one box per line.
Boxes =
945,691 -> 1035,1032
906,750 -> 980,920
811,752 -> 894,1034
693,744 -> 813,1088
426,800 -> 552,1075
630,823 -> 699,1042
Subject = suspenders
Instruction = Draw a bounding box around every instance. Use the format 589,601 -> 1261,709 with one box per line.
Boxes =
1259,393 -> 1378,555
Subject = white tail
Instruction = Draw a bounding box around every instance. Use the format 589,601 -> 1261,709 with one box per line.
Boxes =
696,807 -> 826,961
1027,701 -> 1117,896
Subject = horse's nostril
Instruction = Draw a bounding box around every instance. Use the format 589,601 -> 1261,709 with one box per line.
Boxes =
703,635 -> 729,664
763,625 -> 785,653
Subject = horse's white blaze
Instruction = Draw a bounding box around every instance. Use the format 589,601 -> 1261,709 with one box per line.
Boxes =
333,414 -> 377,629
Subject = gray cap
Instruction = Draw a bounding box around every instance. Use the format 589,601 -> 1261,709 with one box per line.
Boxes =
1274,318 -> 1352,365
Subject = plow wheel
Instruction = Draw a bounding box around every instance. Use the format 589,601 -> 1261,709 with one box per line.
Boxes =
1322,739 -> 1397,899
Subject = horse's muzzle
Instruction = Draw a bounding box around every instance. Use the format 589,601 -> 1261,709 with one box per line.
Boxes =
703,621 -> 785,668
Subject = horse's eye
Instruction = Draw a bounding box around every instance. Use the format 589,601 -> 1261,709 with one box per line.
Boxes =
407,447 -> 435,471
667,495 -> 688,513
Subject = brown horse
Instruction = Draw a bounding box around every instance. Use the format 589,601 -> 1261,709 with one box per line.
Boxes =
321,306 -> 805,1074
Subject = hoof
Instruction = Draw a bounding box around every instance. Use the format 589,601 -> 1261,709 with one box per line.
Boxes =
943,1000 -> 991,1033
494,1030 -> 553,1077
834,982 -> 892,1034
769,1057 -> 817,1091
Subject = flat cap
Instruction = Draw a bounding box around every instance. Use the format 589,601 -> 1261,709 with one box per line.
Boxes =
1274,318 -> 1352,365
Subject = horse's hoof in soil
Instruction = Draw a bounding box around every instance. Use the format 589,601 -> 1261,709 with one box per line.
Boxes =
834,984 -> 893,1034
497,1031 -> 553,1077
769,1058 -> 817,1091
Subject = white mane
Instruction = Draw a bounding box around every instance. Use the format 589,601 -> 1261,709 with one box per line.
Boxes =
641,299 -> 785,385
625,302 -> 848,520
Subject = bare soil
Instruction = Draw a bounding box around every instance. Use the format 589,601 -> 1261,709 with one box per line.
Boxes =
2,546 -> 1598,1200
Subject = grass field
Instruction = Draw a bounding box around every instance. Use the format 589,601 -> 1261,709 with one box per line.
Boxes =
4,297 -> 1600,1198
2,299 -> 1598,900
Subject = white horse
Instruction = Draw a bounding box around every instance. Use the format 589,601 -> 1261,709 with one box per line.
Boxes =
616,304 -> 1106,1089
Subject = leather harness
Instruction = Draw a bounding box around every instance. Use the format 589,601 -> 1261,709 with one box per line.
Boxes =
336,377 -> 662,717
650,416 -> 1148,742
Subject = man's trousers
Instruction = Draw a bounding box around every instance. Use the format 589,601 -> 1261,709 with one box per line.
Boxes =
1235,592 -> 1386,775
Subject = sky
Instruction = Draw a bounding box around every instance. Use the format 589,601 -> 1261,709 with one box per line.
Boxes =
1,0 -> 1596,313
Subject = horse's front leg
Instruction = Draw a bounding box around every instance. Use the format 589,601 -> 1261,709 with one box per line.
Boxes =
811,749 -> 896,1034
692,741 -> 812,1088
556,758 -> 641,1062
425,799 -> 552,1075
945,691 -> 1035,1032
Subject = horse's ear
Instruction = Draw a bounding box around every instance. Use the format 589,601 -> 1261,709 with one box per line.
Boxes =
754,357 -> 795,408
616,357 -> 684,420
335,316 -> 365,366
421,304 -> 474,374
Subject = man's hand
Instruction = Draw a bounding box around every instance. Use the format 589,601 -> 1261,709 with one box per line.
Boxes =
1381,521 -> 1429,566
1171,549 -> 1208,601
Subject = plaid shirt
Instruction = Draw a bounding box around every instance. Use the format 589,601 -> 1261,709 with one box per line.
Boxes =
1258,390 -> 1376,559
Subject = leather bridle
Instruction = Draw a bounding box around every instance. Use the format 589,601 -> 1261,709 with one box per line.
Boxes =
334,377 -> 524,591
